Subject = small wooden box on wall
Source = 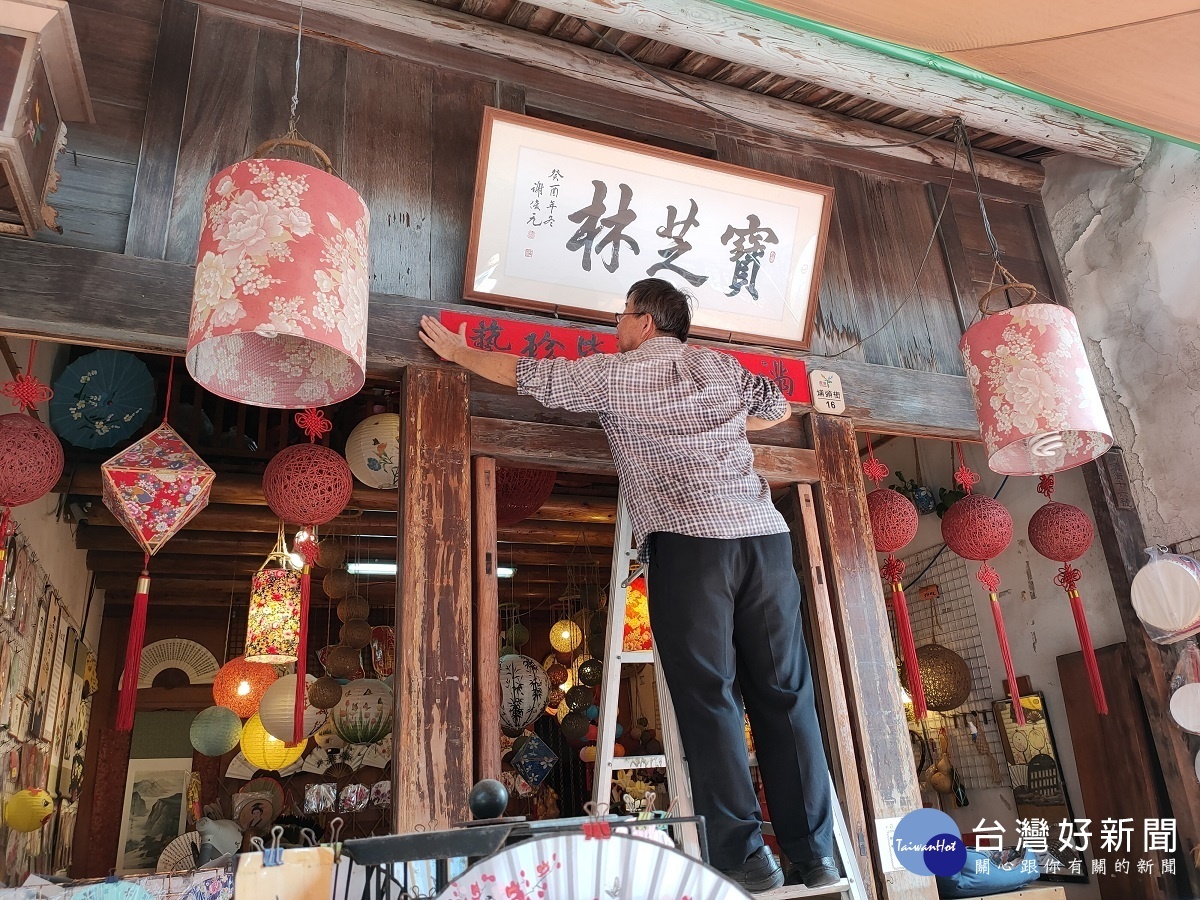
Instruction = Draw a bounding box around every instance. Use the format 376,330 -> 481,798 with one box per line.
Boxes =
0,0 -> 92,237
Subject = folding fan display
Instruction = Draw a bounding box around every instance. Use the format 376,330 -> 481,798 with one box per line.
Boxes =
438,833 -> 750,900
156,832 -> 201,873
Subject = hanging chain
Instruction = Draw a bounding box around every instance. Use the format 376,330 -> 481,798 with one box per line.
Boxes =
288,0 -> 305,136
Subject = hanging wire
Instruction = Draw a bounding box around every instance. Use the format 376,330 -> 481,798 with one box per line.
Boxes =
288,0 -> 305,136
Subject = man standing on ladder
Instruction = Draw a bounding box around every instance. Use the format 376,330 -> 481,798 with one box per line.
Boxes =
419,278 -> 838,892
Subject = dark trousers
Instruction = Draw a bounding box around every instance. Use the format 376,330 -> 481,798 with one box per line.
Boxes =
647,531 -> 833,870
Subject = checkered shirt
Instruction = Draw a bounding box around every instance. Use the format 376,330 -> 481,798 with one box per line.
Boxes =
516,336 -> 789,558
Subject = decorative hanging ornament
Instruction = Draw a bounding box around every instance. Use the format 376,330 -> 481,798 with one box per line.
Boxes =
345,413 -> 400,489
263,409 -> 353,526
862,437 -> 926,720
332,678 -> 393,744
4,788 -> 54,832
940,448 -> 1024,725
959,282 -> 1112,476
499,654 -> 551,732
496,466 -> 557,527
101,361 -> 214,731
259,673 -> 328,741
190,705 -> 244,756
1027,475 -> 1107,714
240,713 -> 306,772
213,656 -> 277,718
186,148 -> 370,409
0,342 -> 64,577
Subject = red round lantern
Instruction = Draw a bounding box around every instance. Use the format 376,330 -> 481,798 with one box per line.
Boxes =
263,443 -> 353,525
213,656 -> 277,719
0,414 -> 63,507
1028,501 -> 1093,563
867,489 -> 918,554
941,494 -> 1013,561
496,467 -> 557,527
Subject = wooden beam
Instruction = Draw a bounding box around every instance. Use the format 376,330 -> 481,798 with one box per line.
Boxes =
516,0 -> 1147,168
395,366 -> 473,830
125,0 -> 199,258
0,239 -> 981,438
82,502 -> 397,535
1082,452 -> 1200,895
196,0 -> 1041,189
804,413 -> 934,900
76,525 -> 396,556
473,457 -> 501,783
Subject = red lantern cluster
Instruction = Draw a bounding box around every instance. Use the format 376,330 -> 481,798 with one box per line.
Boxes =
862,443 -> 926,719
1028,476 -> 1106,714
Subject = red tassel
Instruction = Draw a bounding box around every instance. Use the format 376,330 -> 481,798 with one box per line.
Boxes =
293,564 -> 311,744
989,593 -> 1025,726
891,584 -> 927,720
117,554 -> 151,731
1068,589 -> 1108,715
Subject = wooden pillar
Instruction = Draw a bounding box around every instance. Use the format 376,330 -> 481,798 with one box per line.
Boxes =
804,413 -> 935,900
1083,451 -> 1200,896
472,456 -> 501,782
394,366 -> 473,832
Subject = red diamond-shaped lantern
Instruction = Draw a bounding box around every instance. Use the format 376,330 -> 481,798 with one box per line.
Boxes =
102,422 -> 215,730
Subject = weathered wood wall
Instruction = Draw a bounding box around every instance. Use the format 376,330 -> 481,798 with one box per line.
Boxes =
31,1 -> 1064,395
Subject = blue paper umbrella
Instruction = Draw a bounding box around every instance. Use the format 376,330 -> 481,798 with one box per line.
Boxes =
49,349 -> 156,449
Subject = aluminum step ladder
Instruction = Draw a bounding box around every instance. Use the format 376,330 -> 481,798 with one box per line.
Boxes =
590,493 -> 869,900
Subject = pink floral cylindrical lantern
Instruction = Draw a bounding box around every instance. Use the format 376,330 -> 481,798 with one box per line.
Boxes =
186,158 -> 370,408
959,303 -> 1112,475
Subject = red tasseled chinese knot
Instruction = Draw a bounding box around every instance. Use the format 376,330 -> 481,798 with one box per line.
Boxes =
295,407 -> 333,442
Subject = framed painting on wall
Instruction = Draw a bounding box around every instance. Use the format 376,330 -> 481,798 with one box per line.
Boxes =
465,108 -> 834,350
116,757 -> 192,874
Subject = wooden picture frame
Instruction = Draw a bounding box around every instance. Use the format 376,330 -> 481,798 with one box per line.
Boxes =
116,757 -> 192,874
464,108 -> 834,350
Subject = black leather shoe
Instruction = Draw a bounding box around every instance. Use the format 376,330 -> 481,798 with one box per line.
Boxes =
785,856 -> 841,888
719,846 -> 785,893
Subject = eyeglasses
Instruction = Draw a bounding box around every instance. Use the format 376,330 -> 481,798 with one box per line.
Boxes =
614,311 -> 647,324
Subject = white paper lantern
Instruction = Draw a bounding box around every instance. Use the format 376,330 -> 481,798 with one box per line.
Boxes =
259,674 -> 328,742
344,414 -> 400,489
500,654 -> 551,732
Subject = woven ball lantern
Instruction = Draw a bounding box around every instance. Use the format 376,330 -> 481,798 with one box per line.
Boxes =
4,789 -> 53,833
259,674 -> 328,741
560,710 -> 590,742
332,678 -> 393,745
213,656 -> 277,718
325,645 -> 363,679
324,569 -> 353,600
337,594 -> 369,623
240,713 -> 306,772
345,413 -> 400,489
565,685 -> 592,711
340,618 -> 372,649
309,676 -> 343,710
318,541 -> 346,570
549,619 -> 582,654
940,449 -> 1024,724
547,688 -> 565,711
576,658 -> 603,688
263,443 -> 353,526
862,442 -> 926,719
960,288 -> 1112,476
186,156 -> 370,409
546,662 -> 569,688
914,644 -> 972,712
1028,475 -> 1107,714
190,705 -> 244,756
495,466 -> 557,527
0,414 -> 63,510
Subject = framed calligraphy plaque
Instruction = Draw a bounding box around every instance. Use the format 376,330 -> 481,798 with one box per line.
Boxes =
465,109 -> 834,351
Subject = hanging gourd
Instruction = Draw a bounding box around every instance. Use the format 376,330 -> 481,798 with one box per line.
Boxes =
862,436 -> 925,719
1027,475 -> 1107,714
940,447 -> 1024,725
102,361 -> 215,730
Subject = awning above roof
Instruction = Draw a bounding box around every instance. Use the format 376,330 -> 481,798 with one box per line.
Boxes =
740,0 -> 1200,148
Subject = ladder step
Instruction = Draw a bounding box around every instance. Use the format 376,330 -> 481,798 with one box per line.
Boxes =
616,650 -> 654,664
755,881 -> 852,899
604,754 -> 666,771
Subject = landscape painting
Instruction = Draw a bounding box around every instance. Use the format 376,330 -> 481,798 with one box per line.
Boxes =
115,758 -> 191,874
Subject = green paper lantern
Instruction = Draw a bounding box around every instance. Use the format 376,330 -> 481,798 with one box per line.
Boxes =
190,705 -> 243,757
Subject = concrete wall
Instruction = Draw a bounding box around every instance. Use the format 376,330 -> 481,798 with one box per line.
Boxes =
1042,141 -> 1200,548
874,438 -> 1124,900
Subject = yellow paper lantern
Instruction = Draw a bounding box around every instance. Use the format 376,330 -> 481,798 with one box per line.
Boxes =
5,789 -> 53,832
549,619 -> 582,653
241,713 -> 306,772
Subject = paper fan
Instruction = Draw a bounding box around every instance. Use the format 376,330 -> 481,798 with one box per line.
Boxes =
1131,552 -> 1200,641
156,831 -> 201,873
243,777 -> 284,817
438,832 -> 750,900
